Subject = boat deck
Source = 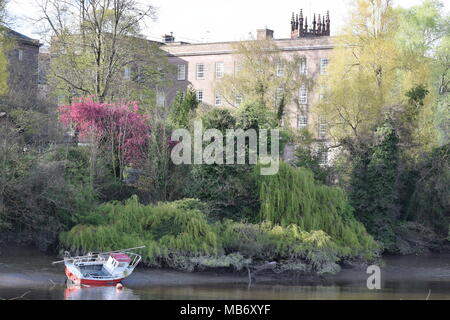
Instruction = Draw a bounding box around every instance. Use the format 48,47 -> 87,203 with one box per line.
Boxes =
78,264 -> 111,278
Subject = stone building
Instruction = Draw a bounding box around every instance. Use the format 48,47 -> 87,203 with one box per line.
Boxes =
2,28 -> 41,104
160,10 -> 334,162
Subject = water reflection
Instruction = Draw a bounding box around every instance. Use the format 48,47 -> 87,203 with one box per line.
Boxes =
64,283 -> 140,300
1,246 -> 449,300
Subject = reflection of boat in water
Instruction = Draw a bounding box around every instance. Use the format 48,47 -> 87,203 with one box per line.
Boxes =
64,282 -> 140,300
53,246 -> 144,286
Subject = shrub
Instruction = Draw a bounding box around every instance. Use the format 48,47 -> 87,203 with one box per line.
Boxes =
60,196 -> 221,268
256,162 -> 380,259
216,220 -> 341,274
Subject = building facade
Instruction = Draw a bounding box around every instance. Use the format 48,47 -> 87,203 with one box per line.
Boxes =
2,28 -> 41,104
160,10 -> 334,159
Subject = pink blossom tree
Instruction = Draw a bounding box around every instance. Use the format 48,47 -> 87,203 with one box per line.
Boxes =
59,97 -> 150,180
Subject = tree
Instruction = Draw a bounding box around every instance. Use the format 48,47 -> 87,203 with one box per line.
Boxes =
168,88 -> 199,128
59,97 -> 150,180
0,0 -> 7,25
318,0 -> 400,142
215,39 -> 312,124
316,0 -> 449,252
0,0 -> 8,95
394,0 -> 450,152
135,116 -> 188,203
183,107 -> 260,221
293,130 -> 331,184
318,0 -> 440,155
433,34 -> 450,145
349,120 -> 400,250
36,0 -> 173,103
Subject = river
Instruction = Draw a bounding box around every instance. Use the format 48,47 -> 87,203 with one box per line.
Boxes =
0,246 -> 449,300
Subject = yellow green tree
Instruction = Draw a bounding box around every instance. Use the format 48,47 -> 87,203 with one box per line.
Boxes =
318,0 -> 442,156
36,0 -> 173,105
215,39 -> 312,124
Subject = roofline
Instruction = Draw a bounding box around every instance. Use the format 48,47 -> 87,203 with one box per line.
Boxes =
2,27 -> 41,47
164,41 -> 335,57
162,35 -> 336,47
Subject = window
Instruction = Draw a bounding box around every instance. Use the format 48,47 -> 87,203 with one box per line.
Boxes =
177,64 -> 186,81
18,49 -> 23,61
215,62 -> 224,79
276,62 -> 284,77
235,94 -> 243,106
297,115 -> 308,129
320,58 -> 329,75
300,58 -> 308,75
196,63 -> 205,80
124,66 -> 131,80
299,86 -> 308,105
156,91 -> 166,107
215,93 -> 222,106
318,116 -> 327,139
196,90 -> 203,103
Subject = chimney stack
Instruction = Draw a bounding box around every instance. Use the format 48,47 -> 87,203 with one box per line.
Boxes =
257,28 -> 274,40
163,32 -> 175,43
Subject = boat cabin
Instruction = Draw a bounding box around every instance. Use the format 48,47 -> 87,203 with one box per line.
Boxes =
104,253 -> 131,275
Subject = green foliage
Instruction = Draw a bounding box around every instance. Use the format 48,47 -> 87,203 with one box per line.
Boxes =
216,220 -> 342,274
184,164 -> 260,222
215,39 -> 311,123
257,161 -> 379,258
293,130 -> 331,184
60,196 -> 221,268
184,106 -> 263,221
349,121 -> 400,251
136,117 -> 187,203
201,107 -> 237,131
168,88 -> 199,128
406,84 -> 430,108
235,100 -> 278,130
404,144 -> 450,236
0,27 -> 9,95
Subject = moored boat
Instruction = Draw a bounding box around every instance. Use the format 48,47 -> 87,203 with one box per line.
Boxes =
53,246 -> 145,286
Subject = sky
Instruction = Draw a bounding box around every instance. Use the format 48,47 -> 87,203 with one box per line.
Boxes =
6,0 -> 450,43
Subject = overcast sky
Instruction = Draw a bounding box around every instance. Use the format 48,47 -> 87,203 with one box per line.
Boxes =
6,0 -> 449,43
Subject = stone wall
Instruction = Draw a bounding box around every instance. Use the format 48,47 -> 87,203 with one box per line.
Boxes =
4,32 -> 40,106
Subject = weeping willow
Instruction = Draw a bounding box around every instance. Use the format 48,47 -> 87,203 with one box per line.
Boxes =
257,162 -> 379,258
60,196 -> 220,266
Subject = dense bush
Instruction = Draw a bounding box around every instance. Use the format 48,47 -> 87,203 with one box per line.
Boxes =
404,144 -> 450,236
257,162 -> 380,259
60,196 -> 221,268
184,164 -> 260,222
216,220 -> 341,274
348,121 -> 400,251
168,88 -> 199,128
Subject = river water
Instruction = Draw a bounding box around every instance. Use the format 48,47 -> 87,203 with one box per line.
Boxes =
0,246 -> 449,300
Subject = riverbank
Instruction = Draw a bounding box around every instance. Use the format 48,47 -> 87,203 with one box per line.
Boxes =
1,245 -> 450,300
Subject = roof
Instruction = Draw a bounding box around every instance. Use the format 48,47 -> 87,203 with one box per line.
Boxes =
110,253 -> 131,262
1,27 -> 41,47
162,36 -> 334,57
